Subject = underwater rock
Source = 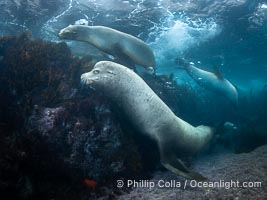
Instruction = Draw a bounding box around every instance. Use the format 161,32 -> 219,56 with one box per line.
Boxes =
0,33 -> 81,106
27,95 -> 147,183
119,145 -> 267,200
37,107 -> 66,135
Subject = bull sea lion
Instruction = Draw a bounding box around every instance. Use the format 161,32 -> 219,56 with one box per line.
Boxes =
176,58 -> 238,106
58,25 -> 155,71
81,61 -> 214,180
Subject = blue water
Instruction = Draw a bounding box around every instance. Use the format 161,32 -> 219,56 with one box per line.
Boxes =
1,1 -> 266,72
3,1 -> 266,88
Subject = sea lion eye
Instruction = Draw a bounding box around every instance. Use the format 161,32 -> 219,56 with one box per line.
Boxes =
107,70 -> 115,75
93,69 -> 100,74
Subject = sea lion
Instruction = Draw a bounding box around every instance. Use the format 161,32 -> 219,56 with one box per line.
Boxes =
176,59 -> 238,106
81,61 -> 214,180
58,25 -> 156,71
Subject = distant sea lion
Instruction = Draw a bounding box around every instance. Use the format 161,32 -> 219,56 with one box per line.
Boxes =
81,61 -> 214,180
176,59 -> 238,106
58,25 -> 156,71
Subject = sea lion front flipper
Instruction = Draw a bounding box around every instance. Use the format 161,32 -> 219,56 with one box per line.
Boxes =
113,44 -> 135,70
213,65 -> 224,80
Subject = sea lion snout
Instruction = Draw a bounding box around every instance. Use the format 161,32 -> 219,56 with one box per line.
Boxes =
57,25 -> 78,39
57,30 -> 65,39
80,72 -> 97,85
57,27 -> 67,39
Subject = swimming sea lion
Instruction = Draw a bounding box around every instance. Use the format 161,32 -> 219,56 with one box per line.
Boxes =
81,61 -> 214,180
176,59 -> 238,106
58,25 -> 156,71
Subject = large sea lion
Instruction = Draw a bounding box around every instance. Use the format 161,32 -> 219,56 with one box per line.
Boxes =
81,61 -> 214,180
176,59 -> 238,106
58,25 -> 156,71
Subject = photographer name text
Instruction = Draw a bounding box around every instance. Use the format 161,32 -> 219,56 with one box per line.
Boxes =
116,179 -> 262,190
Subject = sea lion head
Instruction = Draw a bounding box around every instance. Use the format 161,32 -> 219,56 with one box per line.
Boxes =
81,61 -> 119,91
58,25 -> 89,41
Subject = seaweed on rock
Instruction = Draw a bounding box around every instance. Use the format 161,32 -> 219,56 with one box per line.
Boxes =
0,33 -> 84,199
0,32 -> 80,105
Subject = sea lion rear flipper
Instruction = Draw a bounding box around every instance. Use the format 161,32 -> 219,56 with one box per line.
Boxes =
175,58 -> 190,69
160,145 -> 207,180
161,158 -> 207,181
